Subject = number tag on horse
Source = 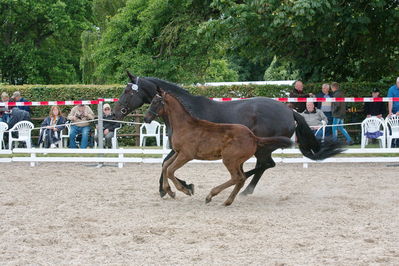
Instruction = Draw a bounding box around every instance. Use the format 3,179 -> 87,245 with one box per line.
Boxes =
131,84 -> 139,91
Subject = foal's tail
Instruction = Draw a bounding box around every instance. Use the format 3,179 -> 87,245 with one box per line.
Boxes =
256,136 -> 293,150
293,111 -> 344,160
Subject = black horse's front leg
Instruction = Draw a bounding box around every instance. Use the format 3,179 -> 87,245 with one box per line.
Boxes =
159,150 -> 194,197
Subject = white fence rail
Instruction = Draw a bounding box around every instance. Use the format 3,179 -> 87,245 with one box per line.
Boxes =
2,147 -> 399,168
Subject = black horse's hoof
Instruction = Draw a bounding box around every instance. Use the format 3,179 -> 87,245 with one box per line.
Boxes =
240,188 -> 253,196
188,184 -> 195,195
159,190 -> 167,198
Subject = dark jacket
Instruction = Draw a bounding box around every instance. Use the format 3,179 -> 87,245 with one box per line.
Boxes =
16,98 -> 31,113
315,91 -> 333,110
38,116 -> 67,146
331,89 -> 346,119
103,114 -> 121,132
364,101 -> 386,117
289,88 -> 311,113
8,107 -> 31,129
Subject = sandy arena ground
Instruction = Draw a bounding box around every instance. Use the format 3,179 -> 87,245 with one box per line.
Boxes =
0,162 -> 398,265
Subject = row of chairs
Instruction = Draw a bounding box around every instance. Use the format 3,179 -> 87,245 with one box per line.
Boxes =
0,120 -> 168,150
361,116 -> 399,148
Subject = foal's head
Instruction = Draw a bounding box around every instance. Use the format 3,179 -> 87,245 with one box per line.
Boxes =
144,89 -> 165,123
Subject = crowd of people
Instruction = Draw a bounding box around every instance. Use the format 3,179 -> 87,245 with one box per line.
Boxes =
0,91 -> 120,149
1,77 -> 399,149
292,77 -> 399,146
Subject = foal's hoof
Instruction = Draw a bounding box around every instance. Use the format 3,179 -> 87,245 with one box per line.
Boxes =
159,190 -> 167,198
169,191 -> 176,199
223,200 -> 233,206
205,196 -> 212,204
188,184 -> 195,195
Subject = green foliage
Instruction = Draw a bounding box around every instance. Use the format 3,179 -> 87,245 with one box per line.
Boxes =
207,0 -> 399,82
93,0 -> 236,84
264,56 -> 300,81
0,0 -> 93,84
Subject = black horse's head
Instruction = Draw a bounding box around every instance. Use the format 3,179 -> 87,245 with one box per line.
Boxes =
144,88 -> 165,123
113,71 -> 157,120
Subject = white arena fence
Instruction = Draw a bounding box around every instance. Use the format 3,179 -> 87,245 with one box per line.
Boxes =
2,96 -> 399,167
1,147 -> 399,168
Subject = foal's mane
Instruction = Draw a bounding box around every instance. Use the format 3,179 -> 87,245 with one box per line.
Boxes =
145,77 -> 211,116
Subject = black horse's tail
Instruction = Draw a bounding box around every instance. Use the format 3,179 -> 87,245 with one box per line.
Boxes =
293,111 -> 344,160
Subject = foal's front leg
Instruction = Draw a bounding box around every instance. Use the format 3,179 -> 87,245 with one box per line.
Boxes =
165,153 -> 192,196
162,153 -> 178,198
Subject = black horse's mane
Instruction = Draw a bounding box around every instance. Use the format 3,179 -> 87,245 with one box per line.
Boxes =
145,77 -> 210,116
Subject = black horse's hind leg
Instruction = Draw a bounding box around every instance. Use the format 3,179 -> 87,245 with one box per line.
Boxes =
241,153 -> 276,196
159,150 -> 194,198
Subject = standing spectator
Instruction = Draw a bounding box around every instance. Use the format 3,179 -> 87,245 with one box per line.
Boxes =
387,77 -> 399,117
315,83 -> 333,136
301,102 -> 328,139
38,106 -> 67,148
67,103 -> 95,149
331,82 -> 353,145
364,88 -> 386,118
0,92 -> 10,123
12,91 -> 31,113
289,80 -> 314,113
95,103 -> 121,148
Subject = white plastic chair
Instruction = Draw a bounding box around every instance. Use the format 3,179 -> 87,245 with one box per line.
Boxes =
0,122 -> 8,149
385,115 -> 399,148
140,121 -> 161,146
8,121 -> 34,149
60,122 -> 71,148
314,120 -> 326,141
162,124 -> 170,150
94,125 -> 122,149
361,117 -> 386,148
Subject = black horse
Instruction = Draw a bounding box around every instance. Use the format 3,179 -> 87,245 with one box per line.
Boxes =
114,72 -> 344,197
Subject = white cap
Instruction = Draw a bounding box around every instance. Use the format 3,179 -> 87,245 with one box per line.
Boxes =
103,103 -> 111,110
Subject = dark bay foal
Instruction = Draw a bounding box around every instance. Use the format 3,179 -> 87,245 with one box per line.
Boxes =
144,88 -> 292,206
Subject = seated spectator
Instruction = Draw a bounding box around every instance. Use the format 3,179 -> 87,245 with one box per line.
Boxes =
301,102 -> 328,139
38,106 -> 67,148
67,103 -> 95,149
289,80 -> 314,113
364,88 -> 386,119
6,97 -> 31,148
315,83 -> 333,136
0,92 -> 10,123
95,103 -> 121,148
12,91 -> 31,113
7,97 -> 31,129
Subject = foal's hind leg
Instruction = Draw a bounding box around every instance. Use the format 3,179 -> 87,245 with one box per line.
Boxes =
206,160 -> 246,206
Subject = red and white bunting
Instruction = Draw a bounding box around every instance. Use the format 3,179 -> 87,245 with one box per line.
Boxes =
210,97 -> 399,103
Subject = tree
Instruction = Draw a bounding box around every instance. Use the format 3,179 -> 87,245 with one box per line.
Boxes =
93,0 -> 238,84
206,0 -> 399,82
0,0 -> 92,84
